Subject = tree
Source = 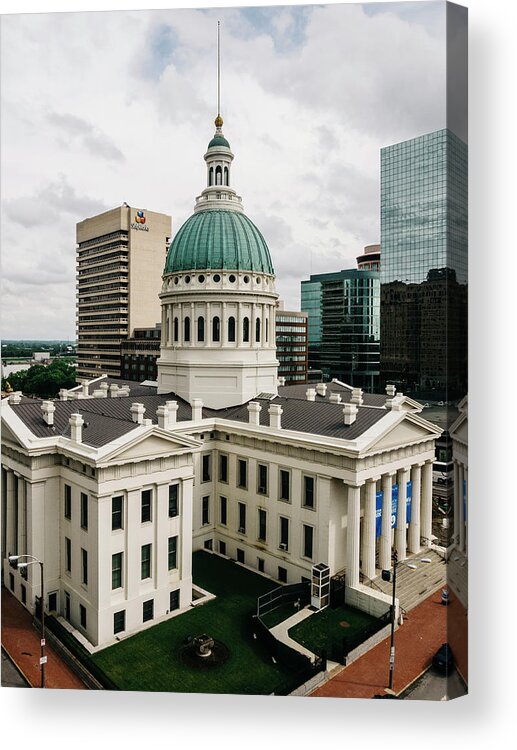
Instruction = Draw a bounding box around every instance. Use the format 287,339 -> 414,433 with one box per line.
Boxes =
2,360 -> 77,398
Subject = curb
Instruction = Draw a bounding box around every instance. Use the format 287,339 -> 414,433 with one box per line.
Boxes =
1,645 -> 35,688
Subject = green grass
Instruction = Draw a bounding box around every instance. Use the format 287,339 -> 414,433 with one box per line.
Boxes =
288,605 -> 379,657
260,601 -> 304,629
90,552 -> 296,694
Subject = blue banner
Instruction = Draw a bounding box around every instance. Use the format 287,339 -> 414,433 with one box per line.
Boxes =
406,480 -> 412,524
391,484 -> 398,528
375,491 -> 383,537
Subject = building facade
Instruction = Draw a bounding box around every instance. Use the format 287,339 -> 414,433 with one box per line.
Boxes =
76,205 -> 171,380
121,324 -> 162,382
301,252 -> 380,391
275,308 -> 308,385
380,129 -> 468,401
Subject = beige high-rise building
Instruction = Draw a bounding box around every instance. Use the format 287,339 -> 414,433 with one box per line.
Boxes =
76,205 -> 171,379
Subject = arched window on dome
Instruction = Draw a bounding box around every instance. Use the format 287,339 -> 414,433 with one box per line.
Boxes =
184,316 -> 191,342
173,317 -> 179,343
224,166 -> 229,186
243,317 -> 250,343
215,166 -> 222,185
228,316 -> 236,342
197,316 -> 205,342
209,167 -> 214,186
255,317 -> 261,343
212,316 -> 221,343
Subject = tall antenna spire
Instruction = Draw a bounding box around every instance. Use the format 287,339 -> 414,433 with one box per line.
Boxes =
215,21 -> 223,129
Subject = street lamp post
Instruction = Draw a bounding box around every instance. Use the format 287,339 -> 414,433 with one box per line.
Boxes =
8,554 -> 46,688
382,549 -> 418,691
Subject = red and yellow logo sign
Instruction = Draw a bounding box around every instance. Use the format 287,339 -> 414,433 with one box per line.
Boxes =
135,210 -> 146,224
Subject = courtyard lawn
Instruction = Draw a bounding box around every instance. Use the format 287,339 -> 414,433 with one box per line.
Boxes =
288,605 -> 380,658
90,552 -> 295,694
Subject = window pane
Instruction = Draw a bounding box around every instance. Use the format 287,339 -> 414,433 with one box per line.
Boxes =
141,544 -> 152,579
112,552 -> 123,589
168,536 -> 178,570
168,485 -> 179,517
80,493 -> 88,529
112,496 -> 123,530
141,490 -> 152,522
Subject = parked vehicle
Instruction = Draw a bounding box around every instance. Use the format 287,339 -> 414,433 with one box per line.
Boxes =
432,643 -> 454,673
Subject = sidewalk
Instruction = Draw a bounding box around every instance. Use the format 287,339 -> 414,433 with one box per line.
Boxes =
1,586 -> 87,690
310,589 -> 447,699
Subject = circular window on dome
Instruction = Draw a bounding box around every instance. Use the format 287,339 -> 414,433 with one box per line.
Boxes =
243,275 -> 250,283
174,277 -> 179,285
185,275 -> 191,284
229,274 -> 236,283
213,274 -> 221,283
198,274 -> 205,283
255,277 -> 262,284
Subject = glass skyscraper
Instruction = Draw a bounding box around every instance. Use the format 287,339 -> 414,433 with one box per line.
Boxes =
380,129 -> 468,400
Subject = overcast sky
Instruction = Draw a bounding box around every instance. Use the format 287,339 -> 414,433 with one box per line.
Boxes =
1,1 -> 449,340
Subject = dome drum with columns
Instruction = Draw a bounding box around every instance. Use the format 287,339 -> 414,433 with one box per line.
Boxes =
157,115 -> 279,408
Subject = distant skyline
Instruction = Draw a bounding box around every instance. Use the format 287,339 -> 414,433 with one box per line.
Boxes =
1,2 -> 455,338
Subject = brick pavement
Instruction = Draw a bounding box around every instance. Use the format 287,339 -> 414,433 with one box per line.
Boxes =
310,589 -> 447,699
1,586 -> 87,690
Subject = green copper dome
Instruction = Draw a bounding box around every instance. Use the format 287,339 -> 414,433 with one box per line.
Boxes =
208,134 -> 230,149
164,209 -> 274,275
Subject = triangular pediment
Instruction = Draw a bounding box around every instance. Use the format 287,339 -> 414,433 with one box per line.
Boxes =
364,413 -> 441,453
1,421 -> 26,450
450,412 -> 468,443
98,428 -> 199,464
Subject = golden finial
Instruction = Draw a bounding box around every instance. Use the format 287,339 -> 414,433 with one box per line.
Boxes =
215,114 -> 223,128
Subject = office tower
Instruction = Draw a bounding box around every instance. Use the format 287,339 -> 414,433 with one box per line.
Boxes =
76,205 -> 171,379
275,306 -> 308,384
301,246 -> 380,390
380,129 -> 468,400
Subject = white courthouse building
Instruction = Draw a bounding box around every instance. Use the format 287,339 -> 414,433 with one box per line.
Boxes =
1,113 -> 443,650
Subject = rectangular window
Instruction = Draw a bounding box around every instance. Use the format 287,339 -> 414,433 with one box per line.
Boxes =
303,476 -> 315,509
238,502 -> 246,533
303,525 -> 314,559
64,591 -> 71,622
258,558 -> 265,573
258,509 -> 267,542
236,548 -> 245,564
279,470 -> 290,501
202,496 -> 210,525
80,604 -> 87,629
279,517 -> 289,551
9,573 -> 14,592
141,544 -> 152,579
257,464 -> 268,495
80,492 -> 88,529
21,584 -> 26,605
112,496 -> 123,530
220,496 -> 227,526
168,536 -> 178,570
112,552 -> 123,589
113,610 -> 125,634
168,484 -> 179,518
65,537 -> 72,573
141,490 -> 152,523
64,484 -> 72,519
219,453 -> 228,483
219,540 -> 226,556
142,599 -> 154,622
81,548 -> 88,585
170,589 -> 180,612
237,459 -> 247,489
278,566 -> 288,583
202,454 -> 211,482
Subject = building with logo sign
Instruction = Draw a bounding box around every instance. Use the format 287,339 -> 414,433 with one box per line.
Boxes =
76,205 -> 171,380
2,112 -> 444,652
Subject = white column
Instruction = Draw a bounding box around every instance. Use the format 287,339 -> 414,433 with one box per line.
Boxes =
464,466 -> 468,555
395,468 -> 408,561
346,484 -> 362,588
453,460 -> 460,545
205,302 -> 210,347
458,463 -> 465,552
25,481 -> 46,608
20,478 -> 27,556
222,302 -> 227,346
408,464 -> 422,553
161,305 -> 167,347
126,489 -> 141,600
421,460 -> 433,547
361,478 -> 377,580
155,483 -> 169,592
190,302 -> 194,346
5,470 -> 16,556
380,473 -> 393,570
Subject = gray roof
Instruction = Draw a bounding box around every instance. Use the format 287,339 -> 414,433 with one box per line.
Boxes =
8,379 -> 389,449
278,382 -> 390,408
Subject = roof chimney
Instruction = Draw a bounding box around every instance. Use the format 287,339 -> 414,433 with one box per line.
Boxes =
41,400 -> 55,425
130,403 -> 145,424
69,412 -> 84,443
191,399 -> 204,421
268,404 -> 283,429
386,396 -> 402,411
247,401 -> 262,425
81,381 -> 89,398
109,384 -> 120,398
166,400 -> 179,424
99,382 -> 109,397
315,383 -> 327,397
58,389 -> 68,401
343,403 -> 358,425
329,392 -> 342,404
278,376 -> 286,386
306,388 -> 316,401
386,383 -> 396,397
351,387 -> 363,405
9,392 -> 22,404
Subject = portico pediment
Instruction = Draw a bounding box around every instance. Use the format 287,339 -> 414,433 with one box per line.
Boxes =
450,412 -> 468,444
0,421 -> 25,451
362,413 -> 441,454
97,428 -> 200,465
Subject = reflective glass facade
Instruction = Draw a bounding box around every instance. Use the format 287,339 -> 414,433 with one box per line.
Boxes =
380,129 -> 468,400
301,269 -> 380,390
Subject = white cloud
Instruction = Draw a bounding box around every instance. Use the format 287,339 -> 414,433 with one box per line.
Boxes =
1,2 -> 447,338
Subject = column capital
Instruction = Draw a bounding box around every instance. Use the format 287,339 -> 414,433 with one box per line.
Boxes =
366,476 -> 381,484
344,480 -> 365,489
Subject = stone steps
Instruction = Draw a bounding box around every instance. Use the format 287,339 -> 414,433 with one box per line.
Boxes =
371,550 -> 446,612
